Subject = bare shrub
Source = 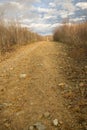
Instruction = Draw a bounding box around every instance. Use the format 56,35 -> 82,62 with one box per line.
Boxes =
53,21 -> 87,59
0,20 -> 43,54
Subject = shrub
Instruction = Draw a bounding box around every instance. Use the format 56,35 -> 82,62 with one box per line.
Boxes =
53,21 -> 87,59
0,20 -> 43,54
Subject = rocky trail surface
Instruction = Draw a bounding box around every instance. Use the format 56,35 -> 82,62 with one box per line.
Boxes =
0,42 -> 87,130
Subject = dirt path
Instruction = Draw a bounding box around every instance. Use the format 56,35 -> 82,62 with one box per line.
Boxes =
0,42 -> 80,130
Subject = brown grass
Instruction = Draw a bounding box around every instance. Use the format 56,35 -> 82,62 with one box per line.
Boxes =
53,22 -> 87,129
0,20 -> 43,54
53,21 -> 87,59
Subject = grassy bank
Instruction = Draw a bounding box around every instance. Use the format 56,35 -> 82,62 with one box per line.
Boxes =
0,20 -> 43,54
53,21 -> 87,129
53,21 -> 87,60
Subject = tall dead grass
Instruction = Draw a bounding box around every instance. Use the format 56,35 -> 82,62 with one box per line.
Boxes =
53,22 -> 87,129
53,21 -> 87,59
0,20 -> 43,54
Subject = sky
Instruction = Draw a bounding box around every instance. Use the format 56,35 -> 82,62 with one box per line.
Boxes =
0,0 -> 87,35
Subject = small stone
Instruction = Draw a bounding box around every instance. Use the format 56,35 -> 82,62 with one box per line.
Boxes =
30,102 -> 34,105
59,121 -> 63,125
16,111 -> 24,116
53,119 -> 59,126
79,82 -> 84,87
37,64 -> 43,66
10,67 -> 13,70
29,126 -> 34,130
60,67 -> 63,69
85,66 -> 87,69
4,122 -> 10,128
58,83 -> 66,89
34,122 -> 46,130
20,74 -> 27,79
59,83 -> 66,86
44,112 -> 50,118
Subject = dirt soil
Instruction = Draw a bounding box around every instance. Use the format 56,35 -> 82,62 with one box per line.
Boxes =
0,41 -> 87,130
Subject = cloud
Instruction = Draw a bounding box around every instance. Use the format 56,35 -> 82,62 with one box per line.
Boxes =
58,10 -> 74,18
76,2 -> 87,10
49,2 -> 56,8
62,2 -> 75,12
30,23 -> 51,28
16,0 -> 41,4
37,7 -> 50,13
0,1 -> 24,10
28,23 -> 52,34
0,1 -> 25,18
9,1 -> 24,9
20,19 -> 33,24
70,17 -> 85,22
0,0 -> 87,35
43,15 -> 56,20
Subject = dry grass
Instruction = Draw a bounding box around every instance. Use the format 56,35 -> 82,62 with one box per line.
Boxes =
53,21 -> 87,45
53,21 -> 87,59
0,20 -> 43,54
53,21 -> 87,129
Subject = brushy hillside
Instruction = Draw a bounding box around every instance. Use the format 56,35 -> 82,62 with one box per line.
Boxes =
0,20 -> 43,54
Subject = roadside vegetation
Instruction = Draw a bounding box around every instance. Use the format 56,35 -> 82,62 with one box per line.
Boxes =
53,21 -> 87,59
53,21 -> 87,130
0,20 -> 43,54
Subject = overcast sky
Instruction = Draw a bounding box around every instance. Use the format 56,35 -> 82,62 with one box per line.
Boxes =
0,0 -> 87,35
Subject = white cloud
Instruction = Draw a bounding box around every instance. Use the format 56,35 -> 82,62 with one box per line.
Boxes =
58,10 -> 68,18
16,0 -> 41,4
70,17 -> 85,22
37,7 -> 56,13
53,0 -> 75,11
63,2 -> 75,11
28,23 -> 52,34
49,2 -> 56,7
9,2 -> 24,9
37,7 -> 49,13
57,10 -> 74,19
49,0 -> 75,19
76,2 -> 87,10
44,15 -> 56,20
29,23 -> 51,29
0,1 -> 24,15
51,23 -> 63,28
20,19 -> 33,23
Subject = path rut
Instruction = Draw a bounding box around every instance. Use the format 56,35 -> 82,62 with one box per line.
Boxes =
0,42 -> 79,130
